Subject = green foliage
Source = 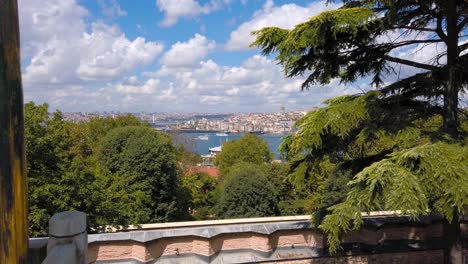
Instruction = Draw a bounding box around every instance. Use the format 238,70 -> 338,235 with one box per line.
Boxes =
320,142 -> 468,253
214,134 -> 272,176
69,114 -> 145,158
25,102 -> 72,236
252,1 -> 467,93
181,172 -> 218,220
170,132 -> 203,172
25,103 -> 193,236
97,126 -> 189,224
252,1 -> 468,259
217,163 -> 279,218
265,162 -> 293,202
264,162 -> 308,215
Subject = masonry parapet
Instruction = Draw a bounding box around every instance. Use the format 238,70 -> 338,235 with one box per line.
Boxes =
29,213 -> 468,263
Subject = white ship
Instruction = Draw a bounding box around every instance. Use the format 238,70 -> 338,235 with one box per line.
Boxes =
197,134 -> 209,140
215,132 -> 228,136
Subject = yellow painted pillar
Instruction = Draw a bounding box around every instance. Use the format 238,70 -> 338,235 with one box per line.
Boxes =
0,0 -> 29,263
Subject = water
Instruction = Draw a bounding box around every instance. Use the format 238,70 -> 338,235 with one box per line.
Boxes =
180,133 -> 286,159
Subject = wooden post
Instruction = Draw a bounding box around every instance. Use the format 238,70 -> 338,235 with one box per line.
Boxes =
0,0 -> 28,263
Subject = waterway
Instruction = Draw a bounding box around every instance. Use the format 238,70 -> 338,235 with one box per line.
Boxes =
180,132 -> 287,159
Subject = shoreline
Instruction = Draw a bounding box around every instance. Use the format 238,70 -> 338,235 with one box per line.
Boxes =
168,129 -> 292,136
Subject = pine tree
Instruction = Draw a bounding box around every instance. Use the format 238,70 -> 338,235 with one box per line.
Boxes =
251,1 -> 468,263
252,0 -> 467,137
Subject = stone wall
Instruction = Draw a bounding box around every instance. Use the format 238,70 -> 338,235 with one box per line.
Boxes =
83,215 -> 467,264
28,215 -> 468,264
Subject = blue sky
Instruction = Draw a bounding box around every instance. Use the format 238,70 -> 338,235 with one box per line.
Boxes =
18,0 -> 437,113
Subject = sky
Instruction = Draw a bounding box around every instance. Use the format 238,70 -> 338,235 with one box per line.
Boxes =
18,0 -> 442,113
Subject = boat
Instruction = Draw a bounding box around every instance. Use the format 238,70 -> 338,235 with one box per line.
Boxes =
215,132 -> 228,136
197,134 -> 209,140
208,146 -> 222,156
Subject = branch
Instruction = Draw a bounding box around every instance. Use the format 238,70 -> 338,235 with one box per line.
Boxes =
459,42 -> 468,53
391,26 -> 437,32
457,16 -> 467,32
384,55 -> 440,71
391,39 -> 443,49
436,14 -> 448,42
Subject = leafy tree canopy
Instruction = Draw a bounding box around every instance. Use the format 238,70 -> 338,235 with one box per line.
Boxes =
25,102 -> 72,236
217,162 -> 279,218
69,114 -> 145,158
181,172 -> 218,220
252,1 -> 468,262
97,126 -> 189,224
170,132 -> 203,173
25,104 -> 192,235
214,134 -> 273,176
320,142 -> 468,253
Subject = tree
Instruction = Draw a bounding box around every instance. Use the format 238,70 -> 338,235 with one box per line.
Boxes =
251,1 -> 468,262
264,162 -> 311,216
181,172 -> 218,220
25,105 -> 192,234
217,163 -> 278,218
251,0 -> 467,137
25,102 -> 72,236
69,114 -> 144,158
214,134 -> 272,176
97,126 -> 188,225
320,143 -> 468,255
170,132 -> 203,173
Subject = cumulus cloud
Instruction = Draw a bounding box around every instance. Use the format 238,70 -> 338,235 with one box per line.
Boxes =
77,23 -> 163,81
19,0 -> 355,112
114,78 -> 160,94
20,0 -> 164,85
161,34 -> 216,68
225,0 -> 340,50
156,0 -> 231,27
98,0 -> 127,18
19,0 -> 88,58
146,54 -> 358,112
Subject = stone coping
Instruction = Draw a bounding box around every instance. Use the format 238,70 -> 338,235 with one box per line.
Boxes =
29,212 -> 464,247
126,212 -> 442,230
122,215 -> 312,231
88,219 -> 314,244
100,212 -> 427,232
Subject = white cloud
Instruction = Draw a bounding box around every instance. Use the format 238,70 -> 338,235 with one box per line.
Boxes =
25,53 -> 356,112
77,23 -> 163,81
161,34 -> 216,68
19,0 -> 88,58
18,0 -> 355,112
156,0 -> 224,27
226,0 -> 340,50
114,78 -> 160,94
20,0 -> 164,85
148,54 -> 357,112
98,0 -> 127,18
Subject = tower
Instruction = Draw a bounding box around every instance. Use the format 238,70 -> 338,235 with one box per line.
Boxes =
280,104 -> 285,114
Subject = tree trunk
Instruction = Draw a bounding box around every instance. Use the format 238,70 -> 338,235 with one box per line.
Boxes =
442,1 -> 463,264
0,0 -> 28,263
443,0 -> 459,138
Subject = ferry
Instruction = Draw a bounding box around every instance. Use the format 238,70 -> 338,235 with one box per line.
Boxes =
215,132 -> 228,136
197,134 -> 209,140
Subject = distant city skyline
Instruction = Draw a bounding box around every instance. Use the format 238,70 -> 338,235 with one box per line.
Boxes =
19,0 -> 368,112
